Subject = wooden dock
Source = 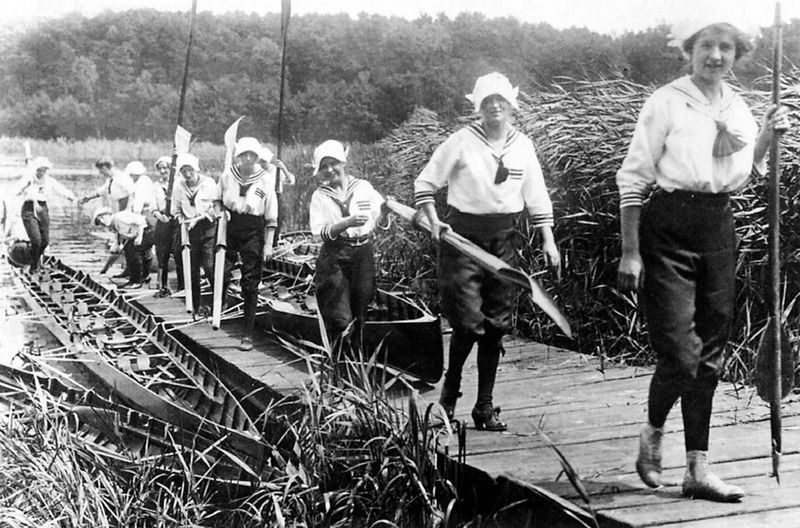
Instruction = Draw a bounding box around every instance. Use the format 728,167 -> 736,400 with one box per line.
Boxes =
40,248 -> 800,526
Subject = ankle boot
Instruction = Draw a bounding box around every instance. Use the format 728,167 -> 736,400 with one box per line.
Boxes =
471,405 -> 507,432
682,450 -> 744,502
438,389 -> 461,421
636,424 -> 664,488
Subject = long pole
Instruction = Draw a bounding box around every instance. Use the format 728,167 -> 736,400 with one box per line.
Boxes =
165,0 -> 198,214
274,0 -> 291,245
768,0 -> 783,483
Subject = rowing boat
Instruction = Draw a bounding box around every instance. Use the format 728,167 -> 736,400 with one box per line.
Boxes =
254,233 -> 444,383
11,257 -> 266,460
0,358 -> 270,487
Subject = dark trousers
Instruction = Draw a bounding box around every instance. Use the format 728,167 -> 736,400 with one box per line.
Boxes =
155,218 -> 183,290
223,213 -> 265,335
641,190 -> 735,451
189,219 -> 216,311
21,201 -> 49,271
438,209 -> 517,411
123,227 -> 155,283
314,241 -> 376,335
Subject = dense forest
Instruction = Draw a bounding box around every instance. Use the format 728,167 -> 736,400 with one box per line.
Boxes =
1,9 -> 800,144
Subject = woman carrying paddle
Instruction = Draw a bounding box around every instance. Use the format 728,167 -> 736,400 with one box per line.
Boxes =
309,140 -> 385,342
216,137 -> 278,351
14,156 -> 77,271
170,153 -> 217,318
617,18 -> 790,502
414,72 -> 561,432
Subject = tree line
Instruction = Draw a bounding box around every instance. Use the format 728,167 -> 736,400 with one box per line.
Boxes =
1,9 -> 799,145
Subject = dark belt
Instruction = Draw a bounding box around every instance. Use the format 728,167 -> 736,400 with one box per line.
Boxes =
446,207 -> 518,236
333,234 -> 371,247
654,188 -> 730,206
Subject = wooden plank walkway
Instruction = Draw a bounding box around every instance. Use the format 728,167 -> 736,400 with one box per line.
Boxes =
45,248 -> 800,526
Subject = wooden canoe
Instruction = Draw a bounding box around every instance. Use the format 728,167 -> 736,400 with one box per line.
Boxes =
11,257 -> 266,460
250,233 -> 444,383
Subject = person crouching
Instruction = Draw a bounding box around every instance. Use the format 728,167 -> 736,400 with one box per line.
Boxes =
93,206 -> 153,288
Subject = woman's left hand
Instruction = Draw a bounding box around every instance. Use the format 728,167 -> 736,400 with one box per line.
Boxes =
542,239 -> 562,281
762,104 -> 791,135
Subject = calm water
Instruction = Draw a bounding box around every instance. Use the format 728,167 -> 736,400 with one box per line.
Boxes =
0,172 -> 124,363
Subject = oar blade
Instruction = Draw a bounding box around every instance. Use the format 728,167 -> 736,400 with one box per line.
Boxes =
755,317 -> 795,402
497,268 -> 572,338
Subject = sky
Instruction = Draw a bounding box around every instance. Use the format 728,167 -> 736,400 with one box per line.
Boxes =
2,0 -> 799,35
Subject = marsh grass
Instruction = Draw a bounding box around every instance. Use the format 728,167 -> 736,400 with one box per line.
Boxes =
0,328 -> 469,527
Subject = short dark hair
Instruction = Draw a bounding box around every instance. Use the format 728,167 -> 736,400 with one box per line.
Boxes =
682,23 -> 752,61
95,156 -> 114,169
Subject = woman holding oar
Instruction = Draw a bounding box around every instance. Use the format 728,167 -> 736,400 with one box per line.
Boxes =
170,153 -> 217,318
617,18 -> 790,502
215,137 -> 278,351
414,72 -> 561,432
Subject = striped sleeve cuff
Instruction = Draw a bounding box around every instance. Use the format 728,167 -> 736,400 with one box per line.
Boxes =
619,189 -> 647,209
320,225 -> 338,242
529,213 -> 554,228
414,190 -> 435,208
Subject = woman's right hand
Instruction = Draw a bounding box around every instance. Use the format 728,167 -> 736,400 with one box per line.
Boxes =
617,251 -> 644,292
349,214 -> 369,228
429,220 -> 451,242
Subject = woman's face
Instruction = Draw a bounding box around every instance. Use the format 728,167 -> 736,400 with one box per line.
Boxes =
157,163 -> 170,178
318,157 -> 345,185
236,151 -> 258,172
35,167 -> 48,179
480,94 -> 513,127
180,166 -> 198,185
690,26 -> 736,84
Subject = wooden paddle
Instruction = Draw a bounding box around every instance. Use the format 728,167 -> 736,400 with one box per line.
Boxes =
99,239 -> 131,275
163,0 -> 197,216
211,212 -> 228,330
384,199 -> 572,338
180,221 -> 193,313
755,1 -> 793,484
273,0 -> 291,246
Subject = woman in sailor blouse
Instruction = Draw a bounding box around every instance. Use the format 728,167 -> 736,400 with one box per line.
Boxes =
616,18 -> 790,502
215,137 -> 279,351
15,156 -> 76,270
414,72 -> 561,432
309,140 -> 384,341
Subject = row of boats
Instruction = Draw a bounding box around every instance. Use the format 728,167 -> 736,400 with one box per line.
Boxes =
6,256 -> 287,487
3,241 -> 445,487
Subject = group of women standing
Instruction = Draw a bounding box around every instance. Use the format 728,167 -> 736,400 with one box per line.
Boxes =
7,15 -> 791,504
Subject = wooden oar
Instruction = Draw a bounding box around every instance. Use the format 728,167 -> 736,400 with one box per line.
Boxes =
755,1 -> 792,484
180,221 -> 193,313
211,212 -> 228,330
99,239 -> 131,275
163,0 -> 197,216
384,199 -> 572,338
273,0 -> 291,246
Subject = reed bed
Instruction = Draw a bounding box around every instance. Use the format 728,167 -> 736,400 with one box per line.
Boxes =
0,337 -> 464,527
375,71 -> 800,387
